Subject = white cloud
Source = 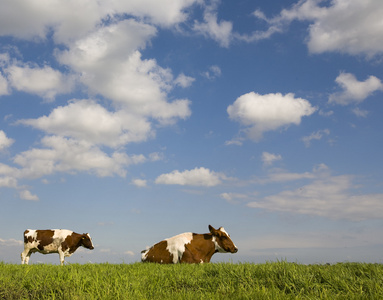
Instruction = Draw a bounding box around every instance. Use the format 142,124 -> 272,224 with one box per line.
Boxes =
251,0 -> 383,57
193,0 -> 233,47
248,172 -> 383,221
6,64 -> 74,101
18,99 -> 154,148
0,176 -> 18,188
193,10 -> 233,47
13,136 -> 146,179
301,129 -> 330,147
262,152 -> 282,166
0,0 -> 102,43
0,0 -> 199,43
0,131 -> 14,151
19,190 -> 39,201
107,0 -> 200,28
174,73 -> 195,88
57,21 -> 191,124
56,20 -> 157,70
132,179 -> 147,188
306,0 -> 383,56
155,167 -> 225,187
227,92 -> 316,142
329,73 -> 383,105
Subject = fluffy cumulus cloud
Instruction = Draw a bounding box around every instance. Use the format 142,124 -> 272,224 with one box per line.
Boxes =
155,167 -> 226,187
174,73 -> 195,88
0,0 -> 199,43
305,0 -> 383,56
0,131 -> 14,151
227,92 -> 316,143
247,166 -> 383,221
56,21 -> 191,124
109,0 -> 200,27
5,64 -> 74,101
193,3 -> 233,47
251,0 -> 383,57
329,73 -> 383,105
132,179 -> 147,188
19,190 -> 39,201
13,136 -> 146,179
18,100 -> 153,148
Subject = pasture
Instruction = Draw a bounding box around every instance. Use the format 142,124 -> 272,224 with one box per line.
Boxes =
1,261 -> 382,299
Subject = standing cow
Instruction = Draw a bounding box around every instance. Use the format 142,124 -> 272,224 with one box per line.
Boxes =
21,229 -> 94,265
141,225 -> 238,264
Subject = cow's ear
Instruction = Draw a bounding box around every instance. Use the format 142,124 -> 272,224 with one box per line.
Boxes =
209,225 -> 219,236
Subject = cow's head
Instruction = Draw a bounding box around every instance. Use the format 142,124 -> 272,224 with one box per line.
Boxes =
81,233 -> 94,250
209,225 -> 238,253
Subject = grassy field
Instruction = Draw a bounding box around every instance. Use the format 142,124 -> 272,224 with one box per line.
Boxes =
0,261 -> 382,299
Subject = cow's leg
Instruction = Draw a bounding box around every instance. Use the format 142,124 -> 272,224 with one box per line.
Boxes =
21,248 -> 30,265
58,250 -> 65,266
25,252 -> 32,264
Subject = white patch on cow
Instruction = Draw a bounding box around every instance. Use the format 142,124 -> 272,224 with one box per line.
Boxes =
212,236 -> 227,253
53,229 -> 72,241
165,232 -> 193,264
219,227 -> 228,235
141,246 -> 150,261
85,233 -> 94,249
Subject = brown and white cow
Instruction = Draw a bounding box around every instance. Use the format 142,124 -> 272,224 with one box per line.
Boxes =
21,229 -> 94,265
141,225 -> 238,264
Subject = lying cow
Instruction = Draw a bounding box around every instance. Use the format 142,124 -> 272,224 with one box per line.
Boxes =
141,225 -> 238,264
21,229 -> 94,265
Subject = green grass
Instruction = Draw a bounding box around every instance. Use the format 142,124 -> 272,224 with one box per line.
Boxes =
1,261 -> 382,299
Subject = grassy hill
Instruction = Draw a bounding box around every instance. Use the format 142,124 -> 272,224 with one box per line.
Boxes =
1,261 -> 382,299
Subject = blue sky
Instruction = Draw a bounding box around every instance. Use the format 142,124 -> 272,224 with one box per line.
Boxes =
1,0 -> 383,265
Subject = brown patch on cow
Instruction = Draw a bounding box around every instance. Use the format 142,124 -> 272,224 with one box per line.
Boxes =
179,233 -> 216,263
63,232 -> 79,254
27,230 -> 55,251
142,240 -> 174,263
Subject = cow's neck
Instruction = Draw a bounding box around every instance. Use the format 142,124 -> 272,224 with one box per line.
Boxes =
70,233 -> 83,250
195,233 -> 218,263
